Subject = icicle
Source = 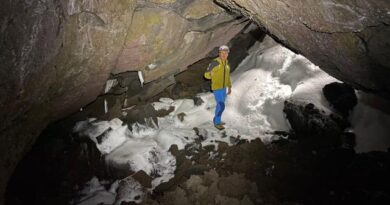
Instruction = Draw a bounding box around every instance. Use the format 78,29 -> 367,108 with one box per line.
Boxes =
138,70 -> 144,87
104,99 -> 108,114
104,79 -> 117,93
123,98 -> 128,107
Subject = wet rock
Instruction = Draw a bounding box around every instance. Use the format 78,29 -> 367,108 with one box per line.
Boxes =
323,82 -> 357,116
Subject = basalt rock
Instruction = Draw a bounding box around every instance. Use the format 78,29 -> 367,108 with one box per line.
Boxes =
283,100 -> 349,141
215,0 -> 390,98
0,1 -> 137,203
323,82 -> 358,117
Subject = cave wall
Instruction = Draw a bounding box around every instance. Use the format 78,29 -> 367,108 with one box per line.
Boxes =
0,0 -> 247,203
0,1 -> 137,203
216,0 -> 390,97
1,0 -> 390,203
114,0 -> 248,83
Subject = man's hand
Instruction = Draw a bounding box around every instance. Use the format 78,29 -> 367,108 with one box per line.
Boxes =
227,87 -> 232,95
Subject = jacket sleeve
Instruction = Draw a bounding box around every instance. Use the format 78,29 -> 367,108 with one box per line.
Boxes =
204,60 -> 218,79
226,65 -> 232,88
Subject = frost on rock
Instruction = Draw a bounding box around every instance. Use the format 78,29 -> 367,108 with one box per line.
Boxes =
114,177 -> 145,205
73,177 -> 118,205
74,118 -> 128,154
105,139 -> 176,189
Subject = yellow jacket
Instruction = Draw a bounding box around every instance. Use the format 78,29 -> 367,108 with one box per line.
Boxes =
204,57 -> 232,90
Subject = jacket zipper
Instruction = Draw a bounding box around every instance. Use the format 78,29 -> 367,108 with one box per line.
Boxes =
222,60 -> 226,88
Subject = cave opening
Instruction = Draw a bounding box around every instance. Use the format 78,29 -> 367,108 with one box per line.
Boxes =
2,0 -> 390,205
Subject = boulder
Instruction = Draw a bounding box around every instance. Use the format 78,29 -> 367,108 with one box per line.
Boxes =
283,100 -> 349,138
323,82 -> 358,116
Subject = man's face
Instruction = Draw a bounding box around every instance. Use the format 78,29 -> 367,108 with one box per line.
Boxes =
219,50 -> 229,61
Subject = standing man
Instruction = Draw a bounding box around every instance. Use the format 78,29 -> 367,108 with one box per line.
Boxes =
204,45 -> 232,130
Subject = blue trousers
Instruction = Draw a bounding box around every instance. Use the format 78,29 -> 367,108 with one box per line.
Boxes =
213,88 -> 227,125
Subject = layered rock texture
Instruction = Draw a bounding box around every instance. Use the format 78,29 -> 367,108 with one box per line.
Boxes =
0,0 -> 247,203
216,0 -> 390,96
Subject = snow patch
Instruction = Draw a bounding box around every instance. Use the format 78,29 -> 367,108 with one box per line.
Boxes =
73,177 -> 118,205
350,100 -> 390,153
147,63 -> 158,70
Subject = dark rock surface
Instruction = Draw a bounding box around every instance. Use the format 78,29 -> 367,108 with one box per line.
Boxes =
216,0 -> 390,98
145,137 -> 390,204
283,101 -> 349,137
323,82 -> 358,116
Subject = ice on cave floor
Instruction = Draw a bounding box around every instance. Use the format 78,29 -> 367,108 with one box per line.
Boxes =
72,36 -> 390,204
